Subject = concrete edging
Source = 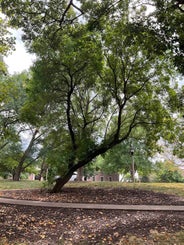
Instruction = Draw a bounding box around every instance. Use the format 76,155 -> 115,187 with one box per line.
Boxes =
0,198 -> 184,211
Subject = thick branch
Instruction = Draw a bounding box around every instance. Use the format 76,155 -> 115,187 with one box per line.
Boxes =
66,75 -> 77,152
59,0 -> 84,26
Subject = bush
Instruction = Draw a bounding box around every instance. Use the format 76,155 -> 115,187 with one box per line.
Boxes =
158,169 -> 184,183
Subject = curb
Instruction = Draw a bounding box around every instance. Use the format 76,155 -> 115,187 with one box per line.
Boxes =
1,198 -> 184,211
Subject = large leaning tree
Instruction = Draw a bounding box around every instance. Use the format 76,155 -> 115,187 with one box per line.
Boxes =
1,0 -> 183,192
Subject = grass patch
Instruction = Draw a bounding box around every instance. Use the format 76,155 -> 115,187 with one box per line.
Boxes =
0,179 -> 44,190
0,179 -> 184,198
119,230 -> 184,244
1,231 -> 184,245
133,182 -> 184,197
66,181 -> 184,197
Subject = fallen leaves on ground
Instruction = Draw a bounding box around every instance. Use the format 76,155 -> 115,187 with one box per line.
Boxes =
0,187 -> 184,244
1,187 -> 184,205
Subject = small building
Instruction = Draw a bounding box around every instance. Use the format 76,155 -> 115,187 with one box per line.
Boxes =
88,172 -> 119,182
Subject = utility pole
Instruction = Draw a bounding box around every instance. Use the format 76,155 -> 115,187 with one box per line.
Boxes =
130,147 -> 135,183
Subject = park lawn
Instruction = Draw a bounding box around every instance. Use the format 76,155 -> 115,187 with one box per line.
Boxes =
1,231 -> 184,245
66,181 -> 184,198
0,179 -> 44,190
119,230 -> 184,244
0,179 -> 184,197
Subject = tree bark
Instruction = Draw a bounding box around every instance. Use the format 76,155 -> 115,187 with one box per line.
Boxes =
77,167 -> 83,181
13,166 -> 22,181
38,159 -> 48,181
12,129 -> 39,181
51,171 -> 74,193
51,142 -> 122,192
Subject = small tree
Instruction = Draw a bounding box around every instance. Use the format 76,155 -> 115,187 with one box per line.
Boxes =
93,139 -> 153,181
154,160 -> 184,183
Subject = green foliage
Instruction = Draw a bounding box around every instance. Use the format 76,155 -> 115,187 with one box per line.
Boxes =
0,11 -> 15,52
151,0 -> 184,75
172,93 -> 184,159
47,149 -> 69,179
0,72 -> 44,179
154,160 -> 184,183
92,139 -> 153,178
1,0 -> 183,191
0,138 -> 40,179
0,7 -> 15,75
0,72 -> 28,146
159,169 -> 184,183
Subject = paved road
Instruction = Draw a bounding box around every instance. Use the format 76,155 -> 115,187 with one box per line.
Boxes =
0,197 -> 184,211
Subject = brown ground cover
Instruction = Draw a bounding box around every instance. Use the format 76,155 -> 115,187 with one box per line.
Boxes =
0,187 -> 184,244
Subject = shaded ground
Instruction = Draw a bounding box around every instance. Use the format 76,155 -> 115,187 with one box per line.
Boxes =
1,187 -> 184,205
0,187 -> 184,244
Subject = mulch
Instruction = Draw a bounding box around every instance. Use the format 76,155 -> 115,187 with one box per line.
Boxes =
0,187 -> 184,244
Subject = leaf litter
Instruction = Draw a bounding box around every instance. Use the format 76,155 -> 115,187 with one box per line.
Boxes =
0,187 -> 184,244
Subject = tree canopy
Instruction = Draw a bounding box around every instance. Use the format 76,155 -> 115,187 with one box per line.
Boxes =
150,0 -> 184,74
1,0 -> 183,192
0,72 -> 44,180
0,5 -> 15,74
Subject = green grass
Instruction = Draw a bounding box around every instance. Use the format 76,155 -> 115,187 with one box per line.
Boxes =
133,182 -> 184,197
118,230 -> 184,244
0,179 -> 184,198
1,230 -> 184,245
66,181 -> 184,198
0,179 -> 44,190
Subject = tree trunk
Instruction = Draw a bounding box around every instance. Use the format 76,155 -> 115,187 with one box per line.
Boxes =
51,143 -> 122,192
12,129 -> 39,182
77,167 -> 83,181
13,166 -> 22,181
38,159 -> 48,181
51,171 -> 73,193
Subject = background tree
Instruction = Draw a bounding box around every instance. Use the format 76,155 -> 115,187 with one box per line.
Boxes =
0,5 -> 15,74
149,0 -> 184,75
100,139 -> 153,181
12,127 -> 40,181
153,160 -> 184,183
0,6 -> 16,148
0,72 -> 45,180
0,73 -> 24,153
170,85 -> 184,163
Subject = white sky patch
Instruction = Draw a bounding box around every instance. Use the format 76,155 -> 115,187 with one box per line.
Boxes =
4,29 -> 36,74
153,139 -> 184,169
20,130 -> 31,150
